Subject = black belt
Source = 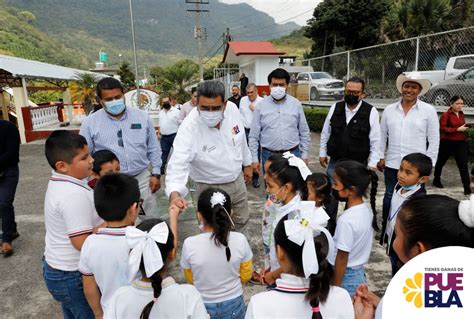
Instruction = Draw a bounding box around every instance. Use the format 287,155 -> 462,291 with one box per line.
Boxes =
262,145 -> 299,154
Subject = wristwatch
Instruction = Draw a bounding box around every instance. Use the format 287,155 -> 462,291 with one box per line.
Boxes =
151,174 -> 161,179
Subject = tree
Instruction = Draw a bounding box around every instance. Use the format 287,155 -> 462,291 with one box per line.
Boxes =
305,0 -> 390,56
117,62 -> 135,90
70,73 -> 98,115
150,59 -> 199,101
18,11 -> 36,24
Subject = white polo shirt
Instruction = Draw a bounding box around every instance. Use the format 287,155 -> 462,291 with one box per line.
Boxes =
105,277 -> 208,319
380,99 -> 439,169
328,203 -> 374,268
180,231 -> 253,303
239,95 -> 263,129
44,171 -> 103,271
78,227 -> 130,310
158,107 -> 180,135
245,273 -> 354,319
165,101 -> 252,198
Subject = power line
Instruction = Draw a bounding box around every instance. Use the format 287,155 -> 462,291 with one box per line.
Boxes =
186,0 -> 209,81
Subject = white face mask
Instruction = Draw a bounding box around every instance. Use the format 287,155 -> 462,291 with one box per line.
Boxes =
200,110 -> 223,127
270,86 -> 286,100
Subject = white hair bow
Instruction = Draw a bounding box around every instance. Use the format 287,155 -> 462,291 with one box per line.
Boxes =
282,151 -> 312,180
458,194 -> 474,227
126,222 -> 169,282
284,201 -> 334,278
210,191 -> 235,228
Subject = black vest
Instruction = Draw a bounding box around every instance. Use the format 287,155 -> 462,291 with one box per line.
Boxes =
326,101 -> 372,164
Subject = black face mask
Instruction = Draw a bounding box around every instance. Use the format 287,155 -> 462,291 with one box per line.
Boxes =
162,102 -> 171,109
332,188 -> 348,202
344,93 -> 359,106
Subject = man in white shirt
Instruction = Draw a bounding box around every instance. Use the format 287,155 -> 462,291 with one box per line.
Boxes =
377,72 -> 439,233
319,77 -> 380,182
166,80 -> 253,231
158,95 -> 181,175
170,95 -> 181,110
178,87 -> 198,124
240,83 -> 263,188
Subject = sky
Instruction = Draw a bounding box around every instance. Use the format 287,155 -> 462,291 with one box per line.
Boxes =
219,0 -> 321,26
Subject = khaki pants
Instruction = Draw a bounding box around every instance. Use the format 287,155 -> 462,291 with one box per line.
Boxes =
135,169 -> 159,219
195,174 -> 249,231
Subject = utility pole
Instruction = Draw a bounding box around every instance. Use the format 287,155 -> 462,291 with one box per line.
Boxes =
128,0 -> 141,107
186,0 -> 209,82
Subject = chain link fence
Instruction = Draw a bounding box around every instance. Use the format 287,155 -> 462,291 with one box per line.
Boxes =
291,27 -> 474,107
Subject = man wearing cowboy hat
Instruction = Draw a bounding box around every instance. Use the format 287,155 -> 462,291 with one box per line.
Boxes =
377,72 -> 440,234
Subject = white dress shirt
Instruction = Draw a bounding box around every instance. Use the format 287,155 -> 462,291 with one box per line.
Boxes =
319,101 -> 381,168
380,99 -> 440,169
239,95 -> 263,129
165,102 -> 252,198
158,107 -> 180,135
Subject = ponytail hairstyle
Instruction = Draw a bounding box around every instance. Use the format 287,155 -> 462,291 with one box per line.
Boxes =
397,195 -> 474,256
274,217 -> 332,319
334,160 -> 379,230
267,154 -> 306,195
136,219 -> 175,319
197,188 -> 233,262
306,173 -> 332,206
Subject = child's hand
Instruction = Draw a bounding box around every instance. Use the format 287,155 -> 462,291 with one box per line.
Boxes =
261,268 -> 275,285
169,204 -> 182,218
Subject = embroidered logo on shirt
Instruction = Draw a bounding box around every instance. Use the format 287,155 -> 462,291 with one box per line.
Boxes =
202,145 -> 217,153
232,125 -> 240,135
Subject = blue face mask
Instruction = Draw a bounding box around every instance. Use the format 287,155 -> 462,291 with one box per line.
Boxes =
104,99 -> 126,115
401,184 -> 419,191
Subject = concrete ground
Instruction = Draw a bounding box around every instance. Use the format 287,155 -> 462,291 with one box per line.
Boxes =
0,132 -> 469,318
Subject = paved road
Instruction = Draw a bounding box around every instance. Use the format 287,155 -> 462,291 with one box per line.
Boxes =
0,133 -> 469,318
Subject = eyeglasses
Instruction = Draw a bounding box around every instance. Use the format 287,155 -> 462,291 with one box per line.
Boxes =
117,129 -> 123,147
344,90 -> 363,96
136,198 -> 146,215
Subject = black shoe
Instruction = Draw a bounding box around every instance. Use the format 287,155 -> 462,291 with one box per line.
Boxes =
252,180 -> 260,188
433,180 -> 444,188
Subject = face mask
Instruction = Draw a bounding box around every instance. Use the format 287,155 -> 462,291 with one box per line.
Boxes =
401,184 -> 419,191
200,110 -> 223,127
332,188 -> 348,202
344,93 -> 359,106
104,99 -> 126,115
198,222 -> 205,232
162,102 -> 171,109
270,86 -> 286,100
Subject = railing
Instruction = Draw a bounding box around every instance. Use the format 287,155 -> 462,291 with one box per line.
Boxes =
31,105 -> 60,129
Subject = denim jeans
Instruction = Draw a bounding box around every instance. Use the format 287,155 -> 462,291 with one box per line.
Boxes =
205,295 -> 246,319
42,259 -> 94,319
0,166 -> 19,243
160,133 -> 176,174
382,167 -> 399,235
261,147 -> 301,175
341,266 -> 367,298
326,159 -> 336,184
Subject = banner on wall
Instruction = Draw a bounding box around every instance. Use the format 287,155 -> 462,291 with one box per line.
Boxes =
124,89 -> 160,121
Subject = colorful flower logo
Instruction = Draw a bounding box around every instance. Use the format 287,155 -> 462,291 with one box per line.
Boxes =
403,272 -> 423,308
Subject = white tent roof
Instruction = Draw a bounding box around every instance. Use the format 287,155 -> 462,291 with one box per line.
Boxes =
0,54 -> 109,81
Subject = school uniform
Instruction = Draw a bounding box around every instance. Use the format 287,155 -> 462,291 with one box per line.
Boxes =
180,232 -> 252,318
245,273 -> 354,319
43,171 -> 103,318
105,277 -> 209,319
78,227 -> 130,311
328,203 -> 373,297
165,102 -> 252,229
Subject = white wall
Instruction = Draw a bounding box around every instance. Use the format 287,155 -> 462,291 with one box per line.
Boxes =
254,57 -> 279,86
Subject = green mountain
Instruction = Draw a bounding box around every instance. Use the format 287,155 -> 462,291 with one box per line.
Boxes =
5,0 -> 299,68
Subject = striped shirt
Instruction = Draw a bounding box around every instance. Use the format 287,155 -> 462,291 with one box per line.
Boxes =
80,107 -> 162,176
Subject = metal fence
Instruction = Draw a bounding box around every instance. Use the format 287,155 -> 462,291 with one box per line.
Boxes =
213,67 -> 240,99
291,27 -> 474,107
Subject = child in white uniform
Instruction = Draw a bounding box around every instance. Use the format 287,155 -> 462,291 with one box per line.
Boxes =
260,152 -> 311,286
79,173 -> 141,316
329,160 -> 377,297
105,218 -> 208,319
246,208 -> 354,319
181,188 -> 252,319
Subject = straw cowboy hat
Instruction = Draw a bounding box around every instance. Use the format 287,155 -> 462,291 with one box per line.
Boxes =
396,72 -> 432,96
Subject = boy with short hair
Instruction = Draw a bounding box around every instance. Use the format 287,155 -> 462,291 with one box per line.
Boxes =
43,130 -> 103,318
79,173 -> 141,317
381,152 -> 432,276
87,149 -> 120,188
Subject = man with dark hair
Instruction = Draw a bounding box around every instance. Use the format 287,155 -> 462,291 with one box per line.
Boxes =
80,77 -> 162,218
249,68 -> 311,173
319,77 -> 381,182
166,80 -> 253,232
179,87 -> 198,123
227,84 -> 241,108
0,120 -> 20,257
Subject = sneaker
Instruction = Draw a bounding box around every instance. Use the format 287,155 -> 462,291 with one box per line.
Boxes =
252,180 -> 260,188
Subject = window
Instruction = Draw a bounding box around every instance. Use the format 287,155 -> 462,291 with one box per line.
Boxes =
453,57 -> 474,70
310,72 -> 333,80
298,74 -> 309,81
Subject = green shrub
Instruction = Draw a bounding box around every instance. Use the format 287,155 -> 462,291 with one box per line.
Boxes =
303,107 -> 329,133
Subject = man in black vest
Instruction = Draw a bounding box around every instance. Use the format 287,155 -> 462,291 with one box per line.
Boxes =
319,77 -> 381,182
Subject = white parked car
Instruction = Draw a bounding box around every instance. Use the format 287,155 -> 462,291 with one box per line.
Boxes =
296,72 -> 344,101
